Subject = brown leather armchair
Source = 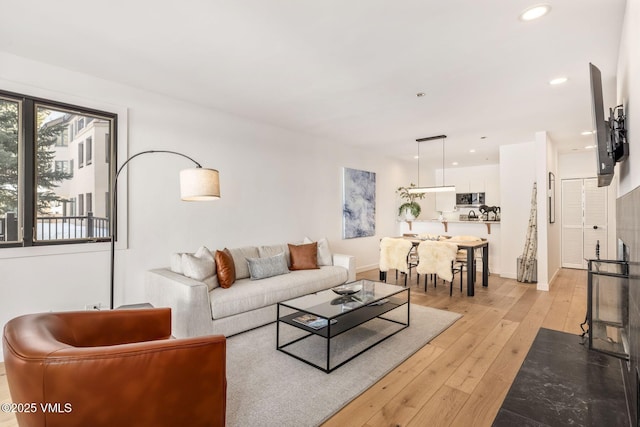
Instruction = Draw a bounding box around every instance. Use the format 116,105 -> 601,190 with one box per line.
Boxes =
2,308 -> 226,427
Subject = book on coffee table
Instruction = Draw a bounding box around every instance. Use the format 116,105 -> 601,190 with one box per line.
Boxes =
292,314 -> 336,330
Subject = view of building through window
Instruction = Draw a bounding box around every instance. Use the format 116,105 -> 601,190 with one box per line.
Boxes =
34,106 -> 112,241
0,94 -> 114,245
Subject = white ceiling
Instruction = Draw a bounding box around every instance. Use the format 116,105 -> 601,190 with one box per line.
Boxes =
0,0 -> 627,168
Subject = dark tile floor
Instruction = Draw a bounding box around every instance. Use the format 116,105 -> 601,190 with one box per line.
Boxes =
493,328 -> 629,427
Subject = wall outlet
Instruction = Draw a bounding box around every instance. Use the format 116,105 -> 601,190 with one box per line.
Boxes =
85,303 -> 102,310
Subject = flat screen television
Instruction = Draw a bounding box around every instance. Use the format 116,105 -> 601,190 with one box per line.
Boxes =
589,63 -> 628,187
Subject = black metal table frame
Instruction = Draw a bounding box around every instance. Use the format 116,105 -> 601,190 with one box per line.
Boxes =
276,288 -> 410,373
462,241 -> 489,296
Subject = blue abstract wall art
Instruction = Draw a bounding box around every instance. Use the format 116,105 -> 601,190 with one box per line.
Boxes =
342,167 -> 376,239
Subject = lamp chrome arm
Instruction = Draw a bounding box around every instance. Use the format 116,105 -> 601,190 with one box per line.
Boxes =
109,150 -> 218,309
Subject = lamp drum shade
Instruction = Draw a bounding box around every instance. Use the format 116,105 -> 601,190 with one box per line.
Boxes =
180,168 -> 220,201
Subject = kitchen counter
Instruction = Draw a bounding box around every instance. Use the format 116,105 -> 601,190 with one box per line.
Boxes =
406,219 -> 501,234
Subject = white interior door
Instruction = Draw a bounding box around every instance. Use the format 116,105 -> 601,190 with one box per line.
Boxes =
583,178 -> 607,260
561,178 -> 608,269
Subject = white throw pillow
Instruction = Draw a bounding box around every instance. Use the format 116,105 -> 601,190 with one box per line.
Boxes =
170,253 -> 187,274
303,237 -> 333,266
181,246 -> 218,290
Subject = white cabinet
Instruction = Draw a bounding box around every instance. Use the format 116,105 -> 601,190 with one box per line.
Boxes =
435,191 -> 456,212
469,180 -> 485,193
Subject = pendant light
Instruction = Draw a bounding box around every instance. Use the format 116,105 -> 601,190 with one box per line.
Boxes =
408,135 -> 456,194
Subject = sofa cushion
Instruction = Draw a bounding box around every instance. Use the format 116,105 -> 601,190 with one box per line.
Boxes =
258,244 -> 291,267
288,242 -> 319,270
247,253 -> 290,280
215,249 -> 236,288
209,266 -> 348,319
228,246 -> 260,279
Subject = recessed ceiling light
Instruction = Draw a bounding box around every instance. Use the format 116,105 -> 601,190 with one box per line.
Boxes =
585,145 -> 596,149
549,77 -> 568,85
414,155 -> 420,159
519,4 -> 551,21
416,92 -> 425,97
581,130 -> 595,135
452,162 -> 459,166
469,149 -> 476,153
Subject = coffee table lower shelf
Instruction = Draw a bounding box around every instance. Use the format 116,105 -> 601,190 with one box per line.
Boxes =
276,295 -> 410,373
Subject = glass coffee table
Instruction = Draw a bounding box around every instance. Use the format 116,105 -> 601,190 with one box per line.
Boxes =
276,280 -> 410,373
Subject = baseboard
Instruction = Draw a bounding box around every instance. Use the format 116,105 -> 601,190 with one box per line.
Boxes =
500,272 -> 517,279
536,282 -> 550,291
547,268 -> 560,289
356,263 -> 379,273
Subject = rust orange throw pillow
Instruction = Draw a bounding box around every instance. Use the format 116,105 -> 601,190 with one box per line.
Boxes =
288,242 -> 319,270
215,248 -> 236,288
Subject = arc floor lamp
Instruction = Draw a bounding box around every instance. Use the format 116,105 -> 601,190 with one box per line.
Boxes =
109,150 -> 220,309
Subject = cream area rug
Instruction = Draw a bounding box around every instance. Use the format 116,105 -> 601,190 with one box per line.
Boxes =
225,304 -> 461,427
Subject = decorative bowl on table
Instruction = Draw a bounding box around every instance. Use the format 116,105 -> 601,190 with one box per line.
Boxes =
331,283 -> 362,295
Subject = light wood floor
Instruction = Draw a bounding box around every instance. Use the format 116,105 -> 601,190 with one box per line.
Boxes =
322,267 -> 587,427
0,268 -> 587,427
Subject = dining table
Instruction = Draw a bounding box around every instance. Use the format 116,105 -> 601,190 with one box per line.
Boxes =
400,236 -> 489,296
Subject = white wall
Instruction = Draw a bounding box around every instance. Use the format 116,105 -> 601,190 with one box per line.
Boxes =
544,134 -> 561,286
499,141 -> 536,280
0,52 -> 411,361
617,0 -> 640,196
558,150 -> 597,179
533,131 -> 563,290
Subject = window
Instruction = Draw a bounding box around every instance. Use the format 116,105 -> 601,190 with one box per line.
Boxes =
86,137 -> 92,165
105,133 -> 110,164
78,194 -> 84,216
56,128 -> 68,147
0,89 -> 117,246
78,142 -> 84,168
69,197 -> 76,216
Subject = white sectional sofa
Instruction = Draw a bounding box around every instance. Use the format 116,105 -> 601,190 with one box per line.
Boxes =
145,242 -> 355,338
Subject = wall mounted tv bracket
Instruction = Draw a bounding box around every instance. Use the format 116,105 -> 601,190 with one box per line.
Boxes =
609,105 -> 628,162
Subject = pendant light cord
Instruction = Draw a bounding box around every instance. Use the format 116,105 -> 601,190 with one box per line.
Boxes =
417,141 -> 421,186
442,136 -> 445,186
